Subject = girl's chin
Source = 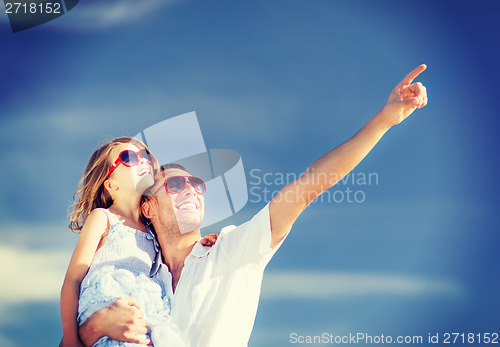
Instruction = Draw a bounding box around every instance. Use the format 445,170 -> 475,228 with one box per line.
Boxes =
135,173 -> 155,193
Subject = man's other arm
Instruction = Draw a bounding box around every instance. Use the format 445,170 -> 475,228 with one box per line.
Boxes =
269,65 -> 428,248
78,297 -> 150,347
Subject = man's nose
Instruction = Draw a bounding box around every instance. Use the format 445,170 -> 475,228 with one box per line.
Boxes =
182,181 -> 198,195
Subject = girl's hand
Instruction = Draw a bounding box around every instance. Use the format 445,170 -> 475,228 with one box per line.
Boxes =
380,64 -> 428,127
200,233 -> 219,247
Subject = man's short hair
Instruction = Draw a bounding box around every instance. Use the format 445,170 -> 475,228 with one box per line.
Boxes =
160,163 -> 190,173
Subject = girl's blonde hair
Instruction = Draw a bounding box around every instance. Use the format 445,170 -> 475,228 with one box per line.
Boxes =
68,137 -> 157,232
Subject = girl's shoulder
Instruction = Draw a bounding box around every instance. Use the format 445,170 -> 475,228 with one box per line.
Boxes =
91,208 -> 119,225
79,209 -> 111,240
86,208 -> 108,223
87,208 -> 110,222
91,208 -> 145,237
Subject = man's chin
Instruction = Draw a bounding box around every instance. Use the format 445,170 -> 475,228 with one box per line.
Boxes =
177,218 -> 203,234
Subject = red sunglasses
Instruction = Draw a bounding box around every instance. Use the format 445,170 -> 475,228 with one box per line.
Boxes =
105,149 -> 153,180
155,176 -> 207,195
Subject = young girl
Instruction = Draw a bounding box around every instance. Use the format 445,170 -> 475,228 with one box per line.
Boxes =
60,137 -> 185,346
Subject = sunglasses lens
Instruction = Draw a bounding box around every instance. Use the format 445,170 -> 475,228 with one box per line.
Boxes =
166,176 -> 186,193
120,150 -> 139,166
165,176 -> 207,194
140,149 -> 153,163
189,177 -> 207,194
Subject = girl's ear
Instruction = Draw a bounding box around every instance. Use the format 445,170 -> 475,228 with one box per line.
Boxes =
103,179 -> 119,193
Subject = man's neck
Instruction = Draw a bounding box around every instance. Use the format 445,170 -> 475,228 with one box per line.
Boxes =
157,229 -> 201,281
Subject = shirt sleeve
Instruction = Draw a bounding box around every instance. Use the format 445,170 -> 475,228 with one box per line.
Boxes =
215,203 -> 289,268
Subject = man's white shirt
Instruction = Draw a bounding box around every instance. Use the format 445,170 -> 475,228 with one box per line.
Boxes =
153,203 -> 288,347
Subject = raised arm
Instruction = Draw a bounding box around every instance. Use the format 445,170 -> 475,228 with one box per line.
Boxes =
269,64 -> 428,247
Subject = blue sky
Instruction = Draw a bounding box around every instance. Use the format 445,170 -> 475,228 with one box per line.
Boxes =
1,1 -> 499,346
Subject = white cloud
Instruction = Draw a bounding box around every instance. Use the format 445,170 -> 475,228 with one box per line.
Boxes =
0,248 -> 462,305
0,222 -> 74,248
0,244 -> 71,304
0,334 -> 15,347
261,271 -> 463,299
58,0 -> 183,30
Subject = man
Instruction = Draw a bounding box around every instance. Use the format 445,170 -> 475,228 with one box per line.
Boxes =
79,65 -> 428,346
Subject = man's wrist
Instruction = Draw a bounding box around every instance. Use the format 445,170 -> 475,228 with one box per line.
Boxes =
370,106 -> 395,132
79,311 -> 102,347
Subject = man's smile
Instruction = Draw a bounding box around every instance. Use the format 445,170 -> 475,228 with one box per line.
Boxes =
177,201 -> 199,210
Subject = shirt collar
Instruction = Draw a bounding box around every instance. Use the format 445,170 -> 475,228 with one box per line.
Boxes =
183,238 -> 212,267
148,225 -> 161,277
147,225 -> 160,252
189,239 -> 211,258
149,236 -> 211,277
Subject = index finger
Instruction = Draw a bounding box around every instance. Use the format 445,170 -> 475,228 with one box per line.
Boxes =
399,64 -> 427,86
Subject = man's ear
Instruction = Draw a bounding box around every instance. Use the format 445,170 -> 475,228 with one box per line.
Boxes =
142,199 -> 156,219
